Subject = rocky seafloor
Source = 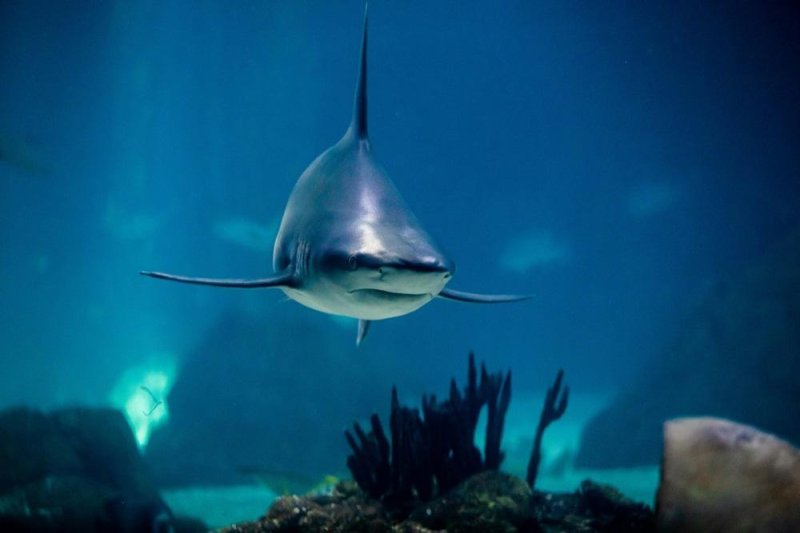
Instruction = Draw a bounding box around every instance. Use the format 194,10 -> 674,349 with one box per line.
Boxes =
223,471 -> 654,533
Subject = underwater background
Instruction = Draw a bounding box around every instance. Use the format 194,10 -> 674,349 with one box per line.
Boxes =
1,0 -> 799,528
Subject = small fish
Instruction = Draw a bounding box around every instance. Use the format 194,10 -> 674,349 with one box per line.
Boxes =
140,386 -> 163,416
238,466 -> 336,496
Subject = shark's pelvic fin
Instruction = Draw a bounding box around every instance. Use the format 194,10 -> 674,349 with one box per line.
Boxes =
356,319 -> 371,347
437,288 -> 531,303
348,4 -> 369,140
140,270 -> 294,289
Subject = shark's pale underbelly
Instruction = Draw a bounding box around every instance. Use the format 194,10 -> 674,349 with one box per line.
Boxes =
281,285 -> 435,320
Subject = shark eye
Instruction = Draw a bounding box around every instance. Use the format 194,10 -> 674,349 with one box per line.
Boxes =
347,254 -> 358,270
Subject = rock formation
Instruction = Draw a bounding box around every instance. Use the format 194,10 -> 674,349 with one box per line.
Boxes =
657,417 -> 800,532
577,228 -> 800,468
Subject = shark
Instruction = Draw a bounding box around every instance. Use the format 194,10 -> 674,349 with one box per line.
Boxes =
141,7 -> 528,345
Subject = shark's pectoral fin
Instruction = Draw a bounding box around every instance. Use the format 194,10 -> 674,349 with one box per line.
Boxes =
437,288 -> 531,303
140,270 -> 295,289
356,319 -> 371,347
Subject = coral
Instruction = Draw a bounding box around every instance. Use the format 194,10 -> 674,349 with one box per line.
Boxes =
345,352 -> 512,510
527,369 -> 569,488
225,353 -> 656,531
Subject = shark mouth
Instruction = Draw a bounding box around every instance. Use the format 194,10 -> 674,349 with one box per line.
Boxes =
349,288 -> 432,300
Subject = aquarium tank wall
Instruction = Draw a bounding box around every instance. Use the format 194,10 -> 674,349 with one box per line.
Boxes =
1,1 -> 798,530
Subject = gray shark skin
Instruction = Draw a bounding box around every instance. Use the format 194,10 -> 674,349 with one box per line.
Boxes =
141,7 -> 528,345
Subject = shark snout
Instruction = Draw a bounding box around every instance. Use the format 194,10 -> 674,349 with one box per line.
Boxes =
382,257 -> 453,276
349,251 -> 453,277
362,256 -> 453,295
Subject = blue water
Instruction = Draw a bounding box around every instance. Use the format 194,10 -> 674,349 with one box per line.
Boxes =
1,0 -> 798,511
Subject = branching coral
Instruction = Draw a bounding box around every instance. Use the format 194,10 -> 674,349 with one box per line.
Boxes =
346,352 -> 569,511
345,352 -> 510,505
527,369 -> 569,488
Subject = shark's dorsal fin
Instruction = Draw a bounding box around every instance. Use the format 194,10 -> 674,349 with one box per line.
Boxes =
348,4 -> 369,140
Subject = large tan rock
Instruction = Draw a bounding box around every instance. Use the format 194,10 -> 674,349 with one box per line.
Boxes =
657,417 -> 800,532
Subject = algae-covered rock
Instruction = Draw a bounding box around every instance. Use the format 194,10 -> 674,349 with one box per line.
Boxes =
223,481 -> 392,533
223,472 -> 655,532
531,480 -> 653,532
406,471 -> 535,532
